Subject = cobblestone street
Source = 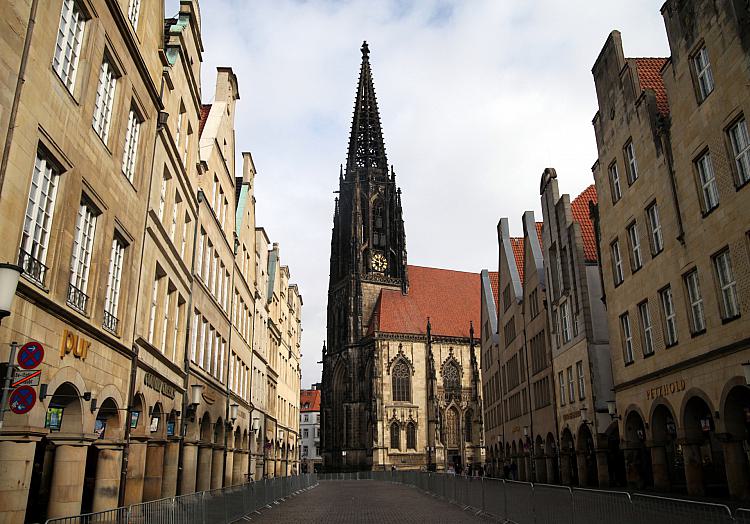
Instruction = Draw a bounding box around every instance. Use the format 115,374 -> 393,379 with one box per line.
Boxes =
246,481 -> 487,523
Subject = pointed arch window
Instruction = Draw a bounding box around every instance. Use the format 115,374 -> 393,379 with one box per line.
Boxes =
392,359 -> 411,402
443,361 -> 461,399
390,422 -> 400,450
464,410 -> 473,442
446,408 -> 459,448
406,422 -> 416,450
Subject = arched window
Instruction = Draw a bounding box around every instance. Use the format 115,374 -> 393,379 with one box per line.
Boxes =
390,422 -> 400,450
392,359 -> 411,402
443,361 -> 461,399
406,422 -> 416,450
464,410 -> 473,442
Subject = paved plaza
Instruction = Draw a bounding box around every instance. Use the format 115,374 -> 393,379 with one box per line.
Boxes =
246,480 -> 487,523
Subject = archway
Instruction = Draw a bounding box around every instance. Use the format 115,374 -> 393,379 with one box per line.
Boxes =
722,384 -> 750,499
560,428 -> 577,486
623,410 -> 651,489
82,398 -> 121,513
576,424 -> 597,487
682,395 -> 726,496
605,421 -> 626,487
545,433 -> 558,483
651,402 -> 681,491
534,435 -> 546,483
196,413 -> 213,491
517,438 -> 527,481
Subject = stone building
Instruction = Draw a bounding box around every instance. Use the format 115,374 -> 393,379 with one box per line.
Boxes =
480,270 -> 501,476
300,387 -> 322,472
540,173 -> 614,488
0,1 -> 302,521
321,43 -> 483,473
492,213 -> 557,483
591,1 -> 750,499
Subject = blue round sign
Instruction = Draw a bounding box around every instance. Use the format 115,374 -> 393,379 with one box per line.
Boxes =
17,342 -> 44,370
9,386 -> 36,415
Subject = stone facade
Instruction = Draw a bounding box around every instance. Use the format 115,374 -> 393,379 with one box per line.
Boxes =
300,388 -> 321,472
591,1 -> 750,499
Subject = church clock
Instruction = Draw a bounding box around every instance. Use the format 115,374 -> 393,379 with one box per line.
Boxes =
371,253 -> 388,272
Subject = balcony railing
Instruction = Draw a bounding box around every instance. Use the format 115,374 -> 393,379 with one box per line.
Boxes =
67,283 -> 89,314
103,310 -> 119,335
18,248 -> 48,287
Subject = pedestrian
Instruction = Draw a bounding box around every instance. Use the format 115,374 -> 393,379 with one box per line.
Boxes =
447,465 -> 455,475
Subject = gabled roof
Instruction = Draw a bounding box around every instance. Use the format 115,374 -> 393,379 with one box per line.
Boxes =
634,58 -> 669,117
510,237 -> 525,284
571,184 -> 598,263
488,271 -> 499,312
199,104 -> 212,136
300,389 -> 321,412
370,265 -> 480,339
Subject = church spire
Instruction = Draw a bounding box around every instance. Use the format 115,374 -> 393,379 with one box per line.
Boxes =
346,41 -> 387,172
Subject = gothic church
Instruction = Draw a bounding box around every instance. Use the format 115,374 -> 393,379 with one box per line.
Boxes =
321,43 -> 483,471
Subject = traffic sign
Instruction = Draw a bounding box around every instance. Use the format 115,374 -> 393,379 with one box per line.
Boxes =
9,386 -> 36,415
17,342 -> 44,370
11,369 -> 41,388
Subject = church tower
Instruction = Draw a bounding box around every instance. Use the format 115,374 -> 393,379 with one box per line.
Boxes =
322,42 -> 408,470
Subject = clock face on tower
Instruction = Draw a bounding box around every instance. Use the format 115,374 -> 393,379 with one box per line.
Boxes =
371,253 -> 388,272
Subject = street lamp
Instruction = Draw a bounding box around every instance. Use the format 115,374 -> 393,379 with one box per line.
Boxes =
186,383 -> 204,421
580,407 -> 593,426
230,403 -> 239,423
0,263 -> 23,323
607,400 -> 621,420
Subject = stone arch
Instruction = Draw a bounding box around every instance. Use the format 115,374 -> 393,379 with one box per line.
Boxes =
199,412 -> 213,442
389,420 -> 400,450
95,397 -> 122,440
391,357 -> 412,402
150,401 -> 164,438
719,376 -> 748,434
649,399 -> 678,442
406,421 -> 416,450
130,393 -> 146,437
679,387 -> 715,436
534,434 -> 544,455
214,417 -> 225,445
49,382 -> 84,434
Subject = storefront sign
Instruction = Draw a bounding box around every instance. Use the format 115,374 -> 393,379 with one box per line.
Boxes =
562,410 -> 580,422
646,379 -> 685,400
144,372 -> 176,399
59,329 -> 90,360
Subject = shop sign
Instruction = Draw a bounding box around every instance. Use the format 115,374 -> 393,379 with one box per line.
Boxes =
144,372 -> 176,399
59,329 -> 90,360
646,379 -> 685,400
562,410 -> 580,422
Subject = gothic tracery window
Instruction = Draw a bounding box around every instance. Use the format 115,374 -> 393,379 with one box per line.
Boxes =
392,359 -> 411,402
390,422 -> 400,450
406,422 -> 416,450
443,361 -> 461,399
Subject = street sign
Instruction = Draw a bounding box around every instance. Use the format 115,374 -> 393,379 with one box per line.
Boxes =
11,369 -> 41,388
17,342 -> 44,370
9,386 -> 36,415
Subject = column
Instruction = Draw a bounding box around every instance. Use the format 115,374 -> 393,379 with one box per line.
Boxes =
47,443 -> 88,519
722,439 -> 750,500
224,448 -> 234,486
91,445 -> 123,512
142,441 -> 165,502
595,448 -> 609,488
0,440 -> 36,524
648,443 -> 671,491
560,452 -> 572,485
196,444 -> 212,492
231,450 -> 243,485
179,442 -> 198,495
161,440 -> 180,498
682,441 -> 705,497
123,439 -> 147,505
211,446 -> 224,489
577,452 -> 589,487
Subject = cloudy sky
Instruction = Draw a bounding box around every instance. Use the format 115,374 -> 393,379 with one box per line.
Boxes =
166,0 -> 671,388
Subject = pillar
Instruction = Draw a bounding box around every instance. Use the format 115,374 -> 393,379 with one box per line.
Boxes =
211,447 -> 224,489
560,452 -> 572,485
123,439 -> 147,505
232,450 -> 243,485
577,452 -> 589,487
595,449 -> 609,488
142,441 -> 165,502
535,455 -> 547,483
161,440 -> 180,498
722,439 -> 750,500
196,444 -> 212,492
179,442 -> 198,495
682,441 -> 705,497
47,443 -> 88,519
91,445 -> 123,512
0,440 -> 36,524
649,443 -> 671,491
224,448 -> 234,487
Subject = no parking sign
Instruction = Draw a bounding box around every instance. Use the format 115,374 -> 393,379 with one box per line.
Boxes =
9,386 -> 36,415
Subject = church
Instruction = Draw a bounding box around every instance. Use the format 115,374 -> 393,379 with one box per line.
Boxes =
321,42 -> 484,472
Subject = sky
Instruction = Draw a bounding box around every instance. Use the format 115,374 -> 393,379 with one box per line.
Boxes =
166,0 -> 671,388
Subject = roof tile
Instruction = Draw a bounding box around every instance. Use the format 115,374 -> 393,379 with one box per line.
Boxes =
300,389 -> 321,412
634,58 -> 669,117
571,184 -> 598,263
199,104 -> 212,136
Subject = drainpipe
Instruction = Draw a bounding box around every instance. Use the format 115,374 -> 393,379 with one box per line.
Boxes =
222,234 -> 239,484
0,0 -> 39,197
660,118 -> 686,245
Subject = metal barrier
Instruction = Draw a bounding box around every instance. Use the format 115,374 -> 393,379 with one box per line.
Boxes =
631,493 -> 734,524
506,480 -> 534,524
45,474 -> 317,524
534,483 -> 573,524
572,487 -> 633,524
736,509 -> 750,524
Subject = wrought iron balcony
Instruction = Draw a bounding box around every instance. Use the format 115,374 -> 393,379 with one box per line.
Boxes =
67,283 -> 89,314
18,248 -> 48,287
103,309 -> 119,335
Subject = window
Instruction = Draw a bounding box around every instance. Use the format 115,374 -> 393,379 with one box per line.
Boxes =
464,410 -> 473,442
303,429 -> 308,438
627,222 -> 642,271
161,285 -> 172,350
685,270 -> 706,333
638,301 -> 654,356
175,103 -> 185,153
529,288 -> 539,318
728,118 -> 750,186
611,240 -> 624,285
713,250 -> 740,319
502,285 -> 511,311
567,366 -> 574,403
68,200 -> 97,313
392,359 -> 411,402
696,152 -> 719,212
390,422 -> 400,450
558,371 -> 565,406
560,301 -> 571,343
127,0 -> 140,29
190,310 -> 199,362
121,108 -> 141,182
180,214 -> 190,259
625,141 -> 638,184
620,312 -> 634,364
20,150 -> 60,285
660,286 -> 678,347
103,237 -> 125,333
443,362 -> 461,399
407,422 -> 417,449
92,58 -> 117,143
576,361 -> 585,400
147,275 -> 160,344
646,203 -> 663,254
53,0 -> 86,91
693,46 -> 714,101
609,162 -> 622,202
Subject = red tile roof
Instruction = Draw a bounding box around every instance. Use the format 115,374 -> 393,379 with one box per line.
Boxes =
300,389 -> 321,412
488,271 -> 499,312
634,58 -> 669,117
571,185 -> 598,263
371,265 -> 480,339
510,237 -> 525,283
535,222 -> 543,244
199,104 -> 212,136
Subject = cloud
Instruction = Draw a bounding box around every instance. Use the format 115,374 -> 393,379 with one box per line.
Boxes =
186,0 -> 670,387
